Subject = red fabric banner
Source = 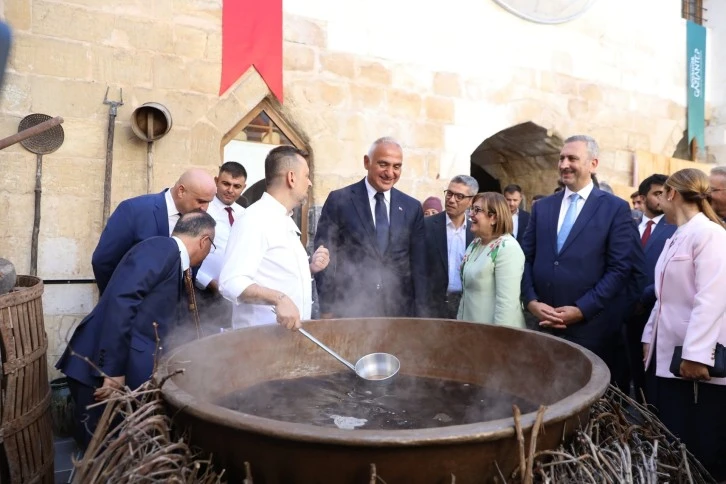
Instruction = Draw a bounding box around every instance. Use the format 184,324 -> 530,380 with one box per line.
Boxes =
220,0 -> 283,101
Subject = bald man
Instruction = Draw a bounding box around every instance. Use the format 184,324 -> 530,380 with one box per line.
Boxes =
92,169 -> 216,294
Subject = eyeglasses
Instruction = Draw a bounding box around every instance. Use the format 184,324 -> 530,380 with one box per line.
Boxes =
203,235 -> 217,252
467,206 -> 495,217
444,190 -> 474,202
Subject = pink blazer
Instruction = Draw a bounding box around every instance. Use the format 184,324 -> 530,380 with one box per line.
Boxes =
642,212 -> 726,384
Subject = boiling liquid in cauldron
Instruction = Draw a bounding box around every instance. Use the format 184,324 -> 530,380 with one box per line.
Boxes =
216,373 -> 536,430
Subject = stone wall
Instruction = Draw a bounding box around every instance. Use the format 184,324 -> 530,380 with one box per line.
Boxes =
0,0 -> 712,378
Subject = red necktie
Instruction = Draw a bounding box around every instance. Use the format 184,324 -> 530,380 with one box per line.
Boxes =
225,207 -> 234,226
641,220 -> 654,247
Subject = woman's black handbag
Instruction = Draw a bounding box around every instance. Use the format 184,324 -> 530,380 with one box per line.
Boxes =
670,343 -> 726,378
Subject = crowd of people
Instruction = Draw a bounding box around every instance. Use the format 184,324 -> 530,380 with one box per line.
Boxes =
56,135 -> 726,479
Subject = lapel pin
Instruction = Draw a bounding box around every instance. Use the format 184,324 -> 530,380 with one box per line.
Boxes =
398,206 -> 403,211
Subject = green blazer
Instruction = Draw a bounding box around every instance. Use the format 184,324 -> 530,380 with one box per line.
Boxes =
457,234 -> 525,327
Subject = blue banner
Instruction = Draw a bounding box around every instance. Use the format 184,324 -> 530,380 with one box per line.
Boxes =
687,20 -> 706,154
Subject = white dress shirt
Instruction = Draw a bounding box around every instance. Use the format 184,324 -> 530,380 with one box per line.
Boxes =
196,196 -> 245,289
165,189 -> 180,236
171,236 -> 190,272
638,213 -> 664,236
219,193 -> 312,328
557,182 -> 595,232
364,177 -> 390,224
446,214 -> 466,293
512,210 -> 519,237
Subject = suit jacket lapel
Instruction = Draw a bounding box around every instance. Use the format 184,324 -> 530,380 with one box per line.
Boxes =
560,189 -> 604,254
435,214 -> 448,268
350,180 -> 376,240
548,192 -> 564,255
155,190 -> 170,237
465,219 -> 474,246
388,189 -> 405,254
644,218 -> 669,252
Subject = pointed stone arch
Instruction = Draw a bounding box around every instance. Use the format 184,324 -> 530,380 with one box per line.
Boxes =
470,122 -> 564,207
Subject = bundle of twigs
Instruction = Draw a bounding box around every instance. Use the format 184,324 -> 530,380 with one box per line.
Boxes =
509,385 -> 715,484
69,324 -> 228,483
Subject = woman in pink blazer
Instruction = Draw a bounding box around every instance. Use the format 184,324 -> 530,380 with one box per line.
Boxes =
642,168 -> 726,480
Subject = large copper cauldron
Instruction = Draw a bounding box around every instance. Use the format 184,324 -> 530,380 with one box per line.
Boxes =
158,318 -> 610,482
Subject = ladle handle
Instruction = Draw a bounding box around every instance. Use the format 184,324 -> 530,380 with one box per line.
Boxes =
298,328 -> 356,372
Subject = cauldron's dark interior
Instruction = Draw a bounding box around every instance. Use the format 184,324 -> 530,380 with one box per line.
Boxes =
216,372 -> 538,430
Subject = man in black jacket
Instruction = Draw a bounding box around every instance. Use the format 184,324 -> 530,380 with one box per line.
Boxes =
424,175 -> 478,319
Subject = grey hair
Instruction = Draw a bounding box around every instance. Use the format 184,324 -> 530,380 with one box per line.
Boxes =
172,210 -> 216,237
367,137 -> 402,158
599,181 -> 614,194
710,166 -> 726,177
450,175 -> 479,195
564,135 -> 599,160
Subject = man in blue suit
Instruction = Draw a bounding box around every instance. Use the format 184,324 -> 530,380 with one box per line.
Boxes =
92,168 -> 216,294
521,135 -> 639,371
424,175 -> 477,318
503,184 -> 530,242
57,211 -> 216,449
314,137 -> 428,318
623,174 -> 675,396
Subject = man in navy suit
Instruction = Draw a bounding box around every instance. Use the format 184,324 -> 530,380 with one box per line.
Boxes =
424,175 -> 478,319
521,135 -> 639,371
57,211 -> 216,449
314,137 -> 428,318
709,166 -> 726,223
92,168 -> 216,294
503,184 -> 530,242
622,174 -> 676,396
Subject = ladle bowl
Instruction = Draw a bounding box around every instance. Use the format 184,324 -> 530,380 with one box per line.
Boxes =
298,327 -> 399,381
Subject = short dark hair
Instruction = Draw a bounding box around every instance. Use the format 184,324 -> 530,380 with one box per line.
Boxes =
264,145 -> 308,186
630,191 -> 641,199
503,184 -> 522,195
532,194 -> 545,201
172,210 -> 216,237
638,174 -> 668,197
219,161 -> 247,179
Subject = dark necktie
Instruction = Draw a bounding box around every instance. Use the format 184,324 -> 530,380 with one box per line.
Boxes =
641,220 -> 654,247
374,192 -> 389,253
183,268 -> 202,339
225,206 -> 235,226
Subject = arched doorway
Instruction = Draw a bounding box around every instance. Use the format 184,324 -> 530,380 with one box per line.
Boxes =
221,98 -> 311,244
470,122 -> 563,207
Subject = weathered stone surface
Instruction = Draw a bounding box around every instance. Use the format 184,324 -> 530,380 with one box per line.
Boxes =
357,61 -> 392,86
284,14 -> 327,48
320,52 -> 356,78
424,96 -> 455,123
10,34 -> 92,79
284,42 -> 317,72
433,72 -> 461,98
387,90 -> 422,118
32,1 -> 115,44
0,258 -> 17,295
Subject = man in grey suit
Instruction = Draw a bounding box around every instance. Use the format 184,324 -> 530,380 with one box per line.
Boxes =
424,175 -> 478,318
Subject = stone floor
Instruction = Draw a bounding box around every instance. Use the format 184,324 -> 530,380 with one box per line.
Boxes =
53,437 -> 79,484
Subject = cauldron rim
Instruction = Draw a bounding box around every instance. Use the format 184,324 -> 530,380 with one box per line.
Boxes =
158,319 -> 610,445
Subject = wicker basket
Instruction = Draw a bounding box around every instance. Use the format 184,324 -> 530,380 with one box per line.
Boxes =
0,275 -> 54,483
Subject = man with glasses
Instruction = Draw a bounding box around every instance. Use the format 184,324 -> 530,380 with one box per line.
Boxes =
424,175 -> 478,318
314,137 -> 428,318
220,146 -> 329,330
709,166 -> 726,222
57,211 -> 216,449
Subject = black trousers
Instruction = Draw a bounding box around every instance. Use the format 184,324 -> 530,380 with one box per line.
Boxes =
67,377 -> 104,451
645,359 -> 726,480
445,292 -> 462,319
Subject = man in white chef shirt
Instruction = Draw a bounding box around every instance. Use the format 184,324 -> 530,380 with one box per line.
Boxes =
220,146 -> 329,330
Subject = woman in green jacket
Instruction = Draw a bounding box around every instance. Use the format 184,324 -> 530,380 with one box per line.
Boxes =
458,192 -> 525,327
